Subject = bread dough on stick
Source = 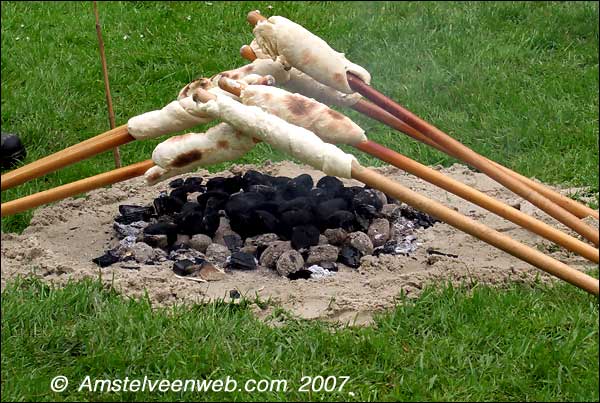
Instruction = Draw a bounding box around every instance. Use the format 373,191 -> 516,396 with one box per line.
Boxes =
144,165 -> 190,186
193,92 -> 356,178
247,39 -> 361,107
152,123 -> 257,171
212,58 -> 290,87
128,75 -> 251,140
252,16 -> 371,94
237,83 -> 367,146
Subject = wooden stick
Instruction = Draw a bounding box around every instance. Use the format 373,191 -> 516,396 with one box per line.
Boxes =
356,140 -> 599,263
352,99 -> 599,220
347,73 -> 599,246
217,76 -> 597,262
351,162 -> 599,296
1,159 -> 153,217
93,0 -> 121,169
236,42 -> 599,221
0,125 -> 134,191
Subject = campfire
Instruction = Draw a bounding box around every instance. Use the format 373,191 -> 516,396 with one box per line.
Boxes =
92,171 -> 439,281
1,10 -> 598,296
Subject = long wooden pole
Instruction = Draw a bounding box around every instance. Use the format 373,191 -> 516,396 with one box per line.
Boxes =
93,0 -> 121,169
0,125 -> 134,191
347,74 -> 599,246
351,99 -> 600,220
355,140 -> 599,263
1,159 -> 153,217
351,162 -> 599,296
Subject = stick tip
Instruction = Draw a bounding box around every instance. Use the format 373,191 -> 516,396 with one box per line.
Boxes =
192,87 -> 217,104
240,45 -> 257,62
247,10 -> 266,26
218,76 -> 243,97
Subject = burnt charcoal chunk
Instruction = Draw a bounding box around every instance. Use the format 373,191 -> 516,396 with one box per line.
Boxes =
316,198 -> 350,222
270,176 -> 292,191
197,191 -> 229,212
176,211 -> 204,235
290,225 -> 320,249
169,178 -> 184,188
353,189 -> 383,218
224,234 -> 243,252
181,202 -> 202,214
254,201 -> 280,216
225,192 -> 266,218
115,204 -> 154,224
242,170 -> 271,191
172,259 -> 197,276
153,195 -> 184,216
326,210 -> 356,231
228,251 -> 257,270
336,187 -> 356,203
338,245 -> 362,268
278,197 -> 316,214
204,197 -> 228,216
400,205 -> 439,228
144,221 -> 178,236
229,289 -> 241,299
280,210 -> 314,236
92,250 -> 120,267
200,213 -> 220,237
170,187 -> 189,203
145,221 -> 178,245
207,175 -> 242,194
250,210 -> 280,235
248,184 -> 277,200
183,177 -> 204,192
288,269 -> 312,280
317,175 -> 344,195
281,174 -> 313,199
310,188 -> 332,204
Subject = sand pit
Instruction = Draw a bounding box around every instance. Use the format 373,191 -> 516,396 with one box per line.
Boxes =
1,161 -> 596,324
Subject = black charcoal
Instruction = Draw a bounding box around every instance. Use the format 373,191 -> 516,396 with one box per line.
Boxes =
197,191 -> 229,212
172,259 -> 199,276
169,178 -> 184,188
325,210 -> 356,231
176,211 -> 204,235
290,225 -> 320,250
242,170 -> 271,191
229,289 -> 241,299
153,194 -> 184,216
352,189 -> 383,219
316,198 -> 350,222
338,245 -> 362,268
248,184 -> 277,200
116,204 -> 155,224
183,177 -> 204,192
287,270 -> 312,280
144,222 -> 178,245
316,175 -> 344,195
92,250 -> 120,267
228,251 -> 257,270
281,174 -> 313,199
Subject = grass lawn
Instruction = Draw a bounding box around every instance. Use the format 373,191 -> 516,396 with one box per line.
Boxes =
1,1 -> 599,401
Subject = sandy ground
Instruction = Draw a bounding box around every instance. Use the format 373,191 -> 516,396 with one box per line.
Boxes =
1,161 -> 597,324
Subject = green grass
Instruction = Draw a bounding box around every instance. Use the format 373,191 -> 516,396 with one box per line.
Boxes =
1,1 -> 598,232
1,2 -> 599,401
1,276 -> 598,402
